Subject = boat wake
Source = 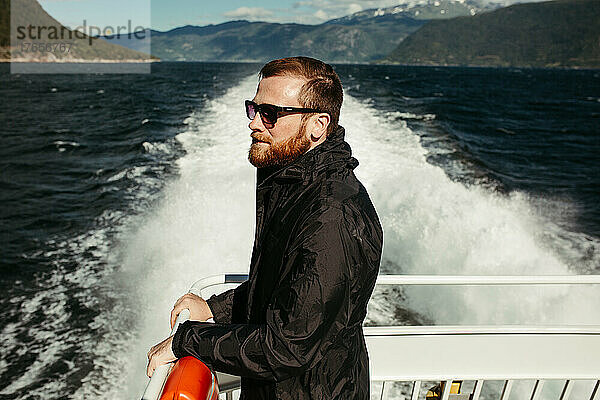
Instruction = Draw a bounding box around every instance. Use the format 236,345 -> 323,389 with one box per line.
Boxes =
1,74 -> 597,400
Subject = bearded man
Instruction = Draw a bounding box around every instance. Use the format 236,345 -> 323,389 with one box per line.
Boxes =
147,56 -> 383,400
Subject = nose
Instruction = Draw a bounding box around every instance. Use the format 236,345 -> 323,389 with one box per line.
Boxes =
249,111 -> 264,131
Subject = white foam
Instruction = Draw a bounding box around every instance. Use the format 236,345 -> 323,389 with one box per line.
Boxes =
0,119 -> 182,398
341,93 -> 600,400
341,93 -> 600,327
115,77 -> 600,399
142,141 -> 171,154
117,76 -> 258,398
119,77 -> 599,398
53,140 -> 80,147
53,140 -> 80,152
0,272 -> 70,396
5,72 -> 597,400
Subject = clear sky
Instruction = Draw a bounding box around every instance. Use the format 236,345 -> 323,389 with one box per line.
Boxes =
39,0 -> 540,33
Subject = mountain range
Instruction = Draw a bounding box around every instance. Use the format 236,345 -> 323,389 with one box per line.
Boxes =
1,0 -> 599,68
145,0 -> 492,63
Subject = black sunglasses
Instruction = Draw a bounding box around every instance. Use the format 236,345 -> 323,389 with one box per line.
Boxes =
245,100 -> 323,127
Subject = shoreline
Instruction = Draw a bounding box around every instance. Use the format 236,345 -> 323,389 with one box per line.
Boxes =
1,59 -> 598,71
2,59 -> 158,63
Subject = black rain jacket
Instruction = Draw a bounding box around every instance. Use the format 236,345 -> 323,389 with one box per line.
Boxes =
172,126 -> 383,399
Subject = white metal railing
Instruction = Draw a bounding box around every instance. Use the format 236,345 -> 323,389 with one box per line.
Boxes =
185,274 -> 600,400
374,274 -> 600,285
191,274 -> 600,293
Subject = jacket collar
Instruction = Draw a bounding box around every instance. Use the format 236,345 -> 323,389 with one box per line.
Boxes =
256,125 -> 359,188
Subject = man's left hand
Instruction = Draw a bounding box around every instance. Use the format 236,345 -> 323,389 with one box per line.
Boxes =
146,335 -> 177,378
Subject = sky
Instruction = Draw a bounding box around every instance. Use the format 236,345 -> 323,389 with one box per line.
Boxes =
39,0 -> 542,33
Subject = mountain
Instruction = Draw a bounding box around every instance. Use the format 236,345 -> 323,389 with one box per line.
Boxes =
1,0 -> 153,61
385,0 -> 600,68
326,0 -> 499,24
144,0 -> 502,63
0,0 -> 9,58
147,19 -> 424,63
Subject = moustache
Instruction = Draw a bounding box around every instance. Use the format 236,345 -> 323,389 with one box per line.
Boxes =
251,133 -> 272,144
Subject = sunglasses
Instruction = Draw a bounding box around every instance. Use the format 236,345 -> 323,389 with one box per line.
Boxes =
245,100 -> 323,128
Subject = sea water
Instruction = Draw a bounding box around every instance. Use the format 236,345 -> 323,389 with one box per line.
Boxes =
0,63 -> 598,399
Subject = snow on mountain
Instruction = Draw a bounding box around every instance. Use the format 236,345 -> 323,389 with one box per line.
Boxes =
326,0 -> 504,24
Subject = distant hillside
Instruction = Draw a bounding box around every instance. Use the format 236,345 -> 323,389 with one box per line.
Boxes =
148,19 -> 425,63
385,0 -> 600,68
144,0 -> 498,63
1,0 -> 153,61
0,0 -> 9,58
99,0 -> 504,63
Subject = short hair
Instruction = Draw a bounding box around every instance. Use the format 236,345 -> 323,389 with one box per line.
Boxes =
259,56 -> 343,135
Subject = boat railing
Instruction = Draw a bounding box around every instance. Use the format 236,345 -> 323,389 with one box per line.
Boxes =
189,274 -> 600,400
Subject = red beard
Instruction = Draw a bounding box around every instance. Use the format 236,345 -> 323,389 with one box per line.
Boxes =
248,120 -> 311,168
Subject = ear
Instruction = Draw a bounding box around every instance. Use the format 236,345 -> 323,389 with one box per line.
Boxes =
310,113 -> 330,141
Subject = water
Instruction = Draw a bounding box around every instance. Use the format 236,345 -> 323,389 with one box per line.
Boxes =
0,63 -> 598,399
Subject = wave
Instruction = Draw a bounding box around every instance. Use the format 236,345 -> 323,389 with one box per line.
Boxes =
3,72 -> 597,399
119,75 -> 600,397
0,132 -> 181,399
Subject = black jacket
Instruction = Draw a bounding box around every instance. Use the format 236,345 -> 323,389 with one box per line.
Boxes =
172,126 -> 383,399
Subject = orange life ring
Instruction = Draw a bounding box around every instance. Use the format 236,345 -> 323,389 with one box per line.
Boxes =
159,356 -> 219,400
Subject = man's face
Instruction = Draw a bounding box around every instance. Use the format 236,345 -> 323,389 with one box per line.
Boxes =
248,75 -> 312,168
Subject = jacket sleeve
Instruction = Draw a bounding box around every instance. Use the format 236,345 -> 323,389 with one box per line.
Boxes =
206,280 -> 249,324
172,205 -> 359,381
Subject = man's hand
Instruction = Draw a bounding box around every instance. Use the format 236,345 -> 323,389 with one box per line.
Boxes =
170,293 -> 213,329
146,335 -> 177,378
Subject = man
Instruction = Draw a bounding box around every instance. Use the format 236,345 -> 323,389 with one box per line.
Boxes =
147,56 -> 383,399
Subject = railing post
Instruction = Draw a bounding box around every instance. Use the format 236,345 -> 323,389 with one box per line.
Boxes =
560,380 -> 574,400
500,380 -> 514,400
591,380 -> 600,400
380,381 -> 392,400
411,381 -> 421,400
441,380 -> 452,400
472,380 -> 484,400
530,380 -> 544,400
